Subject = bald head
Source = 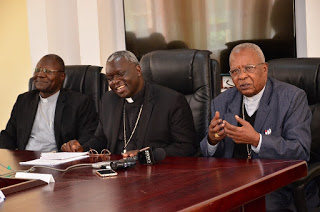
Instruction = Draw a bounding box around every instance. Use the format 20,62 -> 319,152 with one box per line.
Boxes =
38,54 -> 65,72
107,50 -> 139,65
229,43 -> 265,66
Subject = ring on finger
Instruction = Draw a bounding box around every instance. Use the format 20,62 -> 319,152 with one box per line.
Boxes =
215,133 -> 220,138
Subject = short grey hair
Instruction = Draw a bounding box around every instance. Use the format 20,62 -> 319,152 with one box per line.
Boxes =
107,50 -> 139,65
229,43 -> 265,64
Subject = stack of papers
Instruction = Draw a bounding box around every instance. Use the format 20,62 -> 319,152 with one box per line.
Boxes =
20,152 -> 89,166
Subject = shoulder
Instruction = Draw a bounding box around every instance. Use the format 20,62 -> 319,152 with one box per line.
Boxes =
101,90 -> 120,102
61,89 -> 89,99
268,77 -> 306,99
59,89 -> 94,105
213,87 -> 239,104
16,90 -> 39,102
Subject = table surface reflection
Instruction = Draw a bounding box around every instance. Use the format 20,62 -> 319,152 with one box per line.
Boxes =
0,149 -> 307,212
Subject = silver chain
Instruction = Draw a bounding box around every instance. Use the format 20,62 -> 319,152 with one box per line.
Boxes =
242,99 -> 252,159
122,104 -> 143,153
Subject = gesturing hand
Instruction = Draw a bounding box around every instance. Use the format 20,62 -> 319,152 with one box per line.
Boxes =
223,115 -> 260,147
208,111 -> 226,145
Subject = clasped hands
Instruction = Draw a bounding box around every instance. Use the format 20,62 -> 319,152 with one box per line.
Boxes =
208,111 -> 260,147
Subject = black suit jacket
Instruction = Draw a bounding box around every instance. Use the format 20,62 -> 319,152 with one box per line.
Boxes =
0,89 -> 98,150
82,82 -> 197,156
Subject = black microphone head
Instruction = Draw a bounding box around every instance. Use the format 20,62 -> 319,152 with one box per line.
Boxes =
138,147 -> 166,165
153,148 -> 166,162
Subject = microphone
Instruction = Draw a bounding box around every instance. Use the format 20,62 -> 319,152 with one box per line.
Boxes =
92,160 -> 136,170
136,147 -> 166,165
91,147 -> 166,169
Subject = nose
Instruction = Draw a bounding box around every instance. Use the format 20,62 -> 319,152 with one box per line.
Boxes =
238,68 -> 248,79
34,70 -> 46,77
109,77 -> 120,86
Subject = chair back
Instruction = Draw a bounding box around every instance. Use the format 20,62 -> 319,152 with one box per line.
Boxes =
268,58 -> 320,163
29,65 -> 108,112
140,49 -> 220,144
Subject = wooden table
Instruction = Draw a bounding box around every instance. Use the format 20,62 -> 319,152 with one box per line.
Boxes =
0,149 -> 307,212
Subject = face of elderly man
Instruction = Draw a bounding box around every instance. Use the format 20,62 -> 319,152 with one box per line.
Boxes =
106,57 -> 144,98
33,56 -> 65,98
229,47 -> 268,97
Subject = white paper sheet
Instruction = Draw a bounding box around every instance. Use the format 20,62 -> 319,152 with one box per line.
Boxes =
19,154 -> 89,166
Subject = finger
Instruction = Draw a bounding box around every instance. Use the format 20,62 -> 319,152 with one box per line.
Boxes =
214,111 -> 220,120
223,120 -> 238,131
235,115 -> 248,126
62,143 -> 72,152
71,143 -> 82,152
209,121 -> 224,133
209,117 -> 222,128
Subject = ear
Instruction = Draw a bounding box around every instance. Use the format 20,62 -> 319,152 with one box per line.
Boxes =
263,62 -> 268,74
60,72 -> 66,81
136,65 -> 142,76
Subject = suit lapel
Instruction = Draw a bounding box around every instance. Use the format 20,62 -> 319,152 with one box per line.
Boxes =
54,90 -> 66,146
23,92 -> 40,149
254,79 -> 272,133
136,83 -> 154,149
225,91 -> 242,126
110,98 -> 124,152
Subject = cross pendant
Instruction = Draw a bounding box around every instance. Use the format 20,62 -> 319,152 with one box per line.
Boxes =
247,154 -> 251,159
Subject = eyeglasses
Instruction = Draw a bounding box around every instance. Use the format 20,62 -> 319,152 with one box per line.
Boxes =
229,63 -> 265,78
88,148 -> 111,157
34,68 -> 64,75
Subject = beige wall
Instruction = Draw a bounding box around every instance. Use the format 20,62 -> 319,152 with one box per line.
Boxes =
0,0 -> 31,129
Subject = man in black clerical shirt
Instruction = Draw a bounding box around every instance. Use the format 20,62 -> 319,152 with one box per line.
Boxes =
62,50 -> 196,157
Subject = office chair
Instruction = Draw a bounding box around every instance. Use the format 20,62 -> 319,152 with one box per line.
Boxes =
140,49 -> 220,148
268,58 -> 320,212
29,65 -> 108,112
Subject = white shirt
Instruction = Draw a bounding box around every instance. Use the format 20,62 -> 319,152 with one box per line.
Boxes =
26,91 -> 60,152
206,86 -> 266,156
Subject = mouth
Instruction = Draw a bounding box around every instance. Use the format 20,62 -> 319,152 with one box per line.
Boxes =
116,85 -> 125,90
239,83 -> 251,90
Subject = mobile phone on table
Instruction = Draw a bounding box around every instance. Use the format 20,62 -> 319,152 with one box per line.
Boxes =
96,169 -> 117,177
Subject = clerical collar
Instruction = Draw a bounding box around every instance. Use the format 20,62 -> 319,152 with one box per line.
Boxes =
39,91 -> 60,103
243,86 -> 265,117
125,83 -> 146,104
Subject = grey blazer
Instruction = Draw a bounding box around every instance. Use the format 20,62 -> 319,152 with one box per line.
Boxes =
200,77 -> 312,161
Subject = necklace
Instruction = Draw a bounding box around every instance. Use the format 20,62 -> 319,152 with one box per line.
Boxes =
39,102 -> 53,128
242,99 -> 252,159
122,104 -> 143,153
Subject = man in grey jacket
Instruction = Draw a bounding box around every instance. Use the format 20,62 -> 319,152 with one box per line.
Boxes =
200,43 -> 316,211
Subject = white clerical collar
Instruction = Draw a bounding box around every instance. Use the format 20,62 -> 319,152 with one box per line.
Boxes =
40,91 -> 60,103
126,97 -> 134,103
243,86 -> 265,117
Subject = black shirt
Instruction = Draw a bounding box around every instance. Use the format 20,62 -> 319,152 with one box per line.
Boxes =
232,100 -> 257,159
115,84 -> 146,154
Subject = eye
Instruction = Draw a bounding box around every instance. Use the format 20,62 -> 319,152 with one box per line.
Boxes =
34,68 -> 41,73
244,65 -> 255,72
118,71 -> 126,76
230,69 -> 240,75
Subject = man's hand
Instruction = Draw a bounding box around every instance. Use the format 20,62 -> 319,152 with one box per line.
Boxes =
223,115 -> 260,147
122,150 -> 139,158
61,140 -> 84,152
208,111 -> 227,145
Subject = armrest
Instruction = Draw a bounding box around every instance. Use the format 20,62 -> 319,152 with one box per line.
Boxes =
293,162 -> 320,187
